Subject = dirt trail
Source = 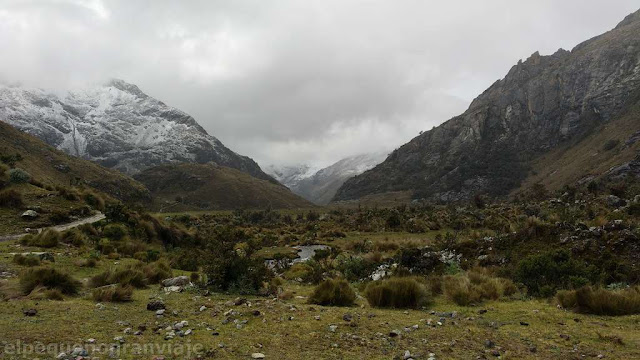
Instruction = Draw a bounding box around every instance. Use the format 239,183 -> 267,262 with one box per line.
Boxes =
0,212 -> 105,242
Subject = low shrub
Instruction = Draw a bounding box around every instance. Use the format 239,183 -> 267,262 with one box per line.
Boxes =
364,277 -> 430,309
92,285 -> 133,302
556,286 -> 640,316
8,168 -> 31,184
103,223 -> 128,241
308,279 -> 356,307
20,267 -> 81,295
12,254 -> 41,267
21,229 -> 60,248
75,258 -> 98,268
48,210 -> 70,225
82,191 -> 105,211
515,250 -> 600,297
0,189 -> 23,208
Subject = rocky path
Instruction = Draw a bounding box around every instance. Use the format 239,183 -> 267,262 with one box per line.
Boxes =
0,212 -> 105,242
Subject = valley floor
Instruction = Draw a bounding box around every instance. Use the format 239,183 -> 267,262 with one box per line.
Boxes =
0,240 -> 638,360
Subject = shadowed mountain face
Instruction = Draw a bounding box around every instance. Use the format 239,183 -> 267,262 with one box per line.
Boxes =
0,79 -> 275,182
335,10 -> 640,203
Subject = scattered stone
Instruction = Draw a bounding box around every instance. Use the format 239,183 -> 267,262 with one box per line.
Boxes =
251,353 -> 266,359
113,336 -> 125,344
484,340 -> 495,349
328,325 -> 338,332
234,297 -> 248,306
403,350 -> 413,360
199,305 -> 207,312
520,321 -> 529,326
389,330 -> 401,338
478,309 -> 488,315
343,313 -> 353,322
252,310 -> 261,316
23,309 -> 37,317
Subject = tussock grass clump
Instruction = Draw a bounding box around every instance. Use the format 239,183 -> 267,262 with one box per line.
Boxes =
20,229 -> 61,248
365,277 -> 430,309
0,189 -> 23,208
20,267 -> 81,295
556,286 -> 640,316
141,260 -> 172,284
12,254 -> 41,267
89,267 -> 147,289
308,279 -> 356,307
75,258 -> 98,268
92,285 -> 133,302
82,190 -> 105,211
443,270 -> 518,306
8,168 -> 31,184
60,228 -> 88,247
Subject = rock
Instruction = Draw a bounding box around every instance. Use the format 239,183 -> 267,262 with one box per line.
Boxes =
21,210 -> 38,219
23,309 -> 37,317
71,347 -> 88,357
113,336 -> 125,344
403,350 -> 412,360
328,325 -> 338,332
252,310 -> 261,316
342,313 -> 353,322
484,340 -> 495,348
199,305 -> 207,312
156,309 -> 166,316
251,353 -> 266,359
56,352 -> 67,359
607,195 -> 626,208
520,321 -> 529,326
389,330 -> 401,338
478,309 -> 488,315
161,276 -> 190,287
146,300 -> 165,311
234,297 -> 248,306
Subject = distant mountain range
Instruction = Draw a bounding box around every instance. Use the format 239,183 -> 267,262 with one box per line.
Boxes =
267,152 -> 387,204
335,9 -> 640,203
0,79 -> 274,182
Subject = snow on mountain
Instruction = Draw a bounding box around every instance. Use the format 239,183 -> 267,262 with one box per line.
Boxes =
268,152 -> 387,205
0,79 -> 273,181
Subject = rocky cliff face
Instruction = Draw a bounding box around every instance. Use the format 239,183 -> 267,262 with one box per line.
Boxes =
0,79 -> 274,182
335,10 -> 640,202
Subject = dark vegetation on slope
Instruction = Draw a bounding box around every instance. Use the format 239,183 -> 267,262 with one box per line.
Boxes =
134,163 -> 313,211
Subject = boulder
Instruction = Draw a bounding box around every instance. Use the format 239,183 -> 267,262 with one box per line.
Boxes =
146,300 -> 166,311
161,276 -> 190,287
21,210 -> 39,219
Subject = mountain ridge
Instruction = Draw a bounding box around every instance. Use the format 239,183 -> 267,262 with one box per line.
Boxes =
0,79 -> 275,183
335,9 -> 640,203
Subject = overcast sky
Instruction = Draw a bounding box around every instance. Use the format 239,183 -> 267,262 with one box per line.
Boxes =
0,1 -> 638,168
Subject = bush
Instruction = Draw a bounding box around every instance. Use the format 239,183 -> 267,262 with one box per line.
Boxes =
0,189 -> 23,208
83,191 -> 105,211
515,250 -> 600,297
20,267 -> 81,295
103,223 -> 128,240
308,279 -> 356,307
8,168 -> 31,184
92,285 -> 133,302
89,267 -> 147,289
556,286 -> 640,316
21,229 -> 60,248
12,254 -> 41,267
202,225 -> 272,294
364,277 -> 430,309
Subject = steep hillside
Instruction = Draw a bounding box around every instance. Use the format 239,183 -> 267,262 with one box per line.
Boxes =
0,121 -> 149,203
335,9 -> 640,202
267,153 -> 387,205
0,79 -> 274,182
134,163 -> 313,211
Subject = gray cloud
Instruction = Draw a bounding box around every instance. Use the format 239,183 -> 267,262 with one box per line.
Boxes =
0,0 -> 638,167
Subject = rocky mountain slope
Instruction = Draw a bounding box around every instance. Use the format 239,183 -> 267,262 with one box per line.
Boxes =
0,121 -> 149,203
134,163 -> 313,211
335,9 -> 640,203
0,79 -> 274,182
267,152 -> 387,205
